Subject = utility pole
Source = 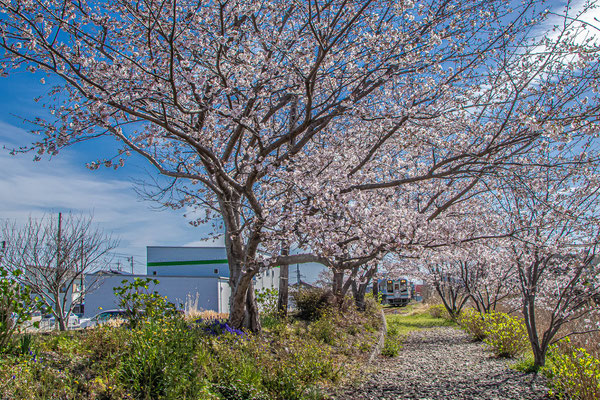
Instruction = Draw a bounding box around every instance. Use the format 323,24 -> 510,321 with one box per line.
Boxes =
127,256 -> 134,274
296,264 -> 301,286
80,236 -> 84,314
55,212 -> 63,330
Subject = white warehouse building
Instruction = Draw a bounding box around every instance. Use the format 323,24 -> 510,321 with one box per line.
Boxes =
83,246 -> 279,318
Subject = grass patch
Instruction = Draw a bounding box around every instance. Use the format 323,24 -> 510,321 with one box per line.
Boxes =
382,307 -> 455,357
510,353 -> 539,373
386,312 -> 455,336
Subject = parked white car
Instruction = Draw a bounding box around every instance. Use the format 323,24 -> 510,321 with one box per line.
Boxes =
79,310 -> 127,329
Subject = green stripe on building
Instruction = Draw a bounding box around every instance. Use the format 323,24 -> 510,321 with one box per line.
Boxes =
147,259 -> 229,267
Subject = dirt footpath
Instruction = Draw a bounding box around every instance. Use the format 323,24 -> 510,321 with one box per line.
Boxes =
334,327 -> 552,400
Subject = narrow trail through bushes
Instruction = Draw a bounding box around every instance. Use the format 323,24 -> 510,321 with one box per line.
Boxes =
335,327 -> 552,400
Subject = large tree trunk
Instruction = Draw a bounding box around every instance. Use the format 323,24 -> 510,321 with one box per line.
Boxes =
219,193 -> 263,332
352,280 -> 371,311
244,282 -> 261,332
332,269 -> 345,306
228,268 -> 261,331
522,292 -> 546,369
54,293 -> 67,331
352,267 -> 376,310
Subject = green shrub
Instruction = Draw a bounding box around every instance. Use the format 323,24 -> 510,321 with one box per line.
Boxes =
428,304 -> 450,319
0,267 -> 44,353
382,325 -> 402,357
458,308 -> 488,341
119,317 -> 209,399
510,354 -> 538,373
545,337 -> 600,400
82,324 -> 129,368
211,332 -> 338,400
38,333 -> 82,357
113,278 -> 179,328
292,288 -> 333,321
482,311 -> 528,358
257,288 -> 284,330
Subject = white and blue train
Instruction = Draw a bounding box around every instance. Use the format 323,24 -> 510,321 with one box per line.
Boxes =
377,278 -> 412,306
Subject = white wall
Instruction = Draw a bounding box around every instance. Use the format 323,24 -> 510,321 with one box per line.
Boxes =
218,278 -> 231,314
83,274 -> 221,317
254,267 -> 280,291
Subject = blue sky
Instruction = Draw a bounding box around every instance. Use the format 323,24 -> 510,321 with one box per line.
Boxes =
0,0 -> 593,277
0,74 -> 221,274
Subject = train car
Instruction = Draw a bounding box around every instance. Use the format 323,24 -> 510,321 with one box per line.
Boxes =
378,278 -> 412,306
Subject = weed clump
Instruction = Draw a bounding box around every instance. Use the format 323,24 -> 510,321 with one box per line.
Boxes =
292,288 -> 334,321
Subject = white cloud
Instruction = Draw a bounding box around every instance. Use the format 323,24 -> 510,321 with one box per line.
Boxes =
0,121 -> 215,273
547,0 -> 600,43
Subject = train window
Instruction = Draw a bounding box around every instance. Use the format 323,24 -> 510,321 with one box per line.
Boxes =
394,283 -> 399,290
387,280 -> 393,292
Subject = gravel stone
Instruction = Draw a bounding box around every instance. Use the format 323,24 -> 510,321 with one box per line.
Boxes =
334,327 -> 552,400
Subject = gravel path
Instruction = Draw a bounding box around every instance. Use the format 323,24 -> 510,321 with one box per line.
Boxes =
335,327 -> 552,400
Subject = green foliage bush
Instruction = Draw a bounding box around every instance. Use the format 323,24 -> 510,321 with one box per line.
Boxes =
119,317 -> 208,399
544,337 -> 600,400
257,287 -> 283,330
482,311 -> 528,358
211,330 -> 340,400
292,287 -> 333,321
113,278 -> 179,328
510,354 -> 538,373
0,267 -> 44,353
428,304 -> 450,319
457,308 -> 488,341
382,325 -> 402,357
1,293 -> 380,400
38,333 -> 81,357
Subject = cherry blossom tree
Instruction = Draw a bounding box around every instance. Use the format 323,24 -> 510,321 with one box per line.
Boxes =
418,249 -> 473,319
1,0 -> 599,331
417,242 -> 517,317
463,247 -> 517,314
493,163 -> 600,368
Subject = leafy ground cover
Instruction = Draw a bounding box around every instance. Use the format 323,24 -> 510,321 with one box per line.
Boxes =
0,296 -> 382,400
